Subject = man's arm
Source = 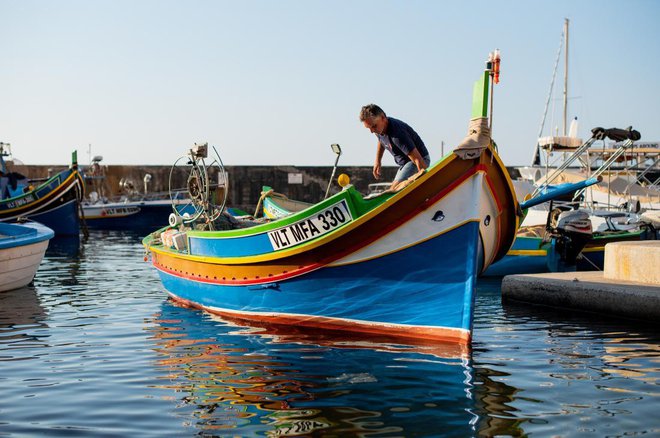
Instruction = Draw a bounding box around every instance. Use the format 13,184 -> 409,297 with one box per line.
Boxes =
407,147 -> 428,174
373,141 -> 385,179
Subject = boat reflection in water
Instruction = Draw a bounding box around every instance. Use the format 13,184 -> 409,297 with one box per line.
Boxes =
45,235 -> 82,259
148,300 -> 480,437
0,286 -> 49,351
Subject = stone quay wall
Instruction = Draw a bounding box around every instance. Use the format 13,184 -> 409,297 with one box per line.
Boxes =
12,163 -> 521,214
12,163 -> 400,214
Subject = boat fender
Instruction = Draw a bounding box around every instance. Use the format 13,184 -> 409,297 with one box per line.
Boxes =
169,213 -> 183,227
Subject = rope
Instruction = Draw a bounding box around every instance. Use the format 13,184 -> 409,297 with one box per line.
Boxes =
253,188 -> 275,218
75,175 -> 89,239
576,252 -> 601,271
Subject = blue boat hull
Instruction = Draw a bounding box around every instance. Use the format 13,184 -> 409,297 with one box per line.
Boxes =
157,222 -> 481,337
28,198 -> 80,236
0,167 -> 83,236
84,202 -> 196,231
482,236 -> 549,276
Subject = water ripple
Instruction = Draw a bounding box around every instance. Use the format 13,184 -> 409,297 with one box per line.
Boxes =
0,233 -> 657,436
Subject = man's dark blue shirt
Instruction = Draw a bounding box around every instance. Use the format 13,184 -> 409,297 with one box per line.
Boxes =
376,117 -> 429,167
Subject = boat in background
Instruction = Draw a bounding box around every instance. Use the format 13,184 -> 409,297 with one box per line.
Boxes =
486,127 -> 658,276
521,19 -> 659,215
82,195 -> 194,231
490,20 -> 659,276
0,221 -> 54,292
81,155 -> 194,231
259,186 -> 312,219
0,143 -> 84,236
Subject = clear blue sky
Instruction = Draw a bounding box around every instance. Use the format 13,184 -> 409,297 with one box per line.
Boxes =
1,0 -> 658,168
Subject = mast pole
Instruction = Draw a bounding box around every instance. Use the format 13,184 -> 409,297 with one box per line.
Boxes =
563,18 -> 569,136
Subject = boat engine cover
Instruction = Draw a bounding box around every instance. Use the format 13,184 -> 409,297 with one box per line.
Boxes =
556,210 -> 592,235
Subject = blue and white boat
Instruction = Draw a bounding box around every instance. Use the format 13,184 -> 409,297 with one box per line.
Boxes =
0,221 -> 54,292
82,197 -> 195,231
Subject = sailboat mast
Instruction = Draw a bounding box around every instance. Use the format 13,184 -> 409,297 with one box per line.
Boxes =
563,18 -> 569,136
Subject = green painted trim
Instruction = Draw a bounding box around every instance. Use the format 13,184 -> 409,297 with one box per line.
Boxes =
471,71 -> 490,119
590,229 -> 645,241
186,185 -> 389,238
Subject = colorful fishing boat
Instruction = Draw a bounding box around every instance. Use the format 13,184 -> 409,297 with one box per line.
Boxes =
0,145 -> 84,236
143,55 -> 587,345
142,57 -> 514,346
0,221 -> 54,292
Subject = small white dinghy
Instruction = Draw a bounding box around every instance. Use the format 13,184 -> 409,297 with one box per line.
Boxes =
0,221 -> 54,292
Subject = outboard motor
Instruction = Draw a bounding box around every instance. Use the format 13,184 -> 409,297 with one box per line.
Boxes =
547,209 -> 593,268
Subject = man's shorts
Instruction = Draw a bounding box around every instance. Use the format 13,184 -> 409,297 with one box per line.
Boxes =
394,155 -> 431,182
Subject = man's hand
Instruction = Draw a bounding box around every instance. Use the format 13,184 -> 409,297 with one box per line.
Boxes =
373,162 -> 382,180
390,169 -> 426,192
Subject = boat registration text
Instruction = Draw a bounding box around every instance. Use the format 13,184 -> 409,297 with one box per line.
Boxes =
267,200 -> 352,250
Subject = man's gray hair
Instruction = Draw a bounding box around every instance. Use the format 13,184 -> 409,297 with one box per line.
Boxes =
359,104 -> 386,121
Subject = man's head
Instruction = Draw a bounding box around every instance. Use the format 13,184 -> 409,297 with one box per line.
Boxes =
360,104 -> 387,135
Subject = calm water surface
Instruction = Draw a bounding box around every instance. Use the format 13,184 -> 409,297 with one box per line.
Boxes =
1,231 -> 658,437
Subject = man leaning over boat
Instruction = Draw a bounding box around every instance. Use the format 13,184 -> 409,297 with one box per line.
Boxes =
360,104 -> 431,192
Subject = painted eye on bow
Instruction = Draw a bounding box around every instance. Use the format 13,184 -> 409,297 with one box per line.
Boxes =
432,211 -> 445,222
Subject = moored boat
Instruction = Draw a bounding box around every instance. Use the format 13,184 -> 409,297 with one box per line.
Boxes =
0,221 -> 54,292
486,127 -> 659,276
145,147 -> 518,344
0,145 -> 84,236
81,155 -> 195,231
82,197 -> 195,231
143,56 -> 523,346
143,54 -> 593,346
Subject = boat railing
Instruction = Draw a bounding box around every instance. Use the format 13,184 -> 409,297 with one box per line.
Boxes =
571,138 -> 636,201
532,137 -> 598,197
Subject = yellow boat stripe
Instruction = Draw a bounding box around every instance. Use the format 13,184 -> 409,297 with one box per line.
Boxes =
507,249 -> 547,256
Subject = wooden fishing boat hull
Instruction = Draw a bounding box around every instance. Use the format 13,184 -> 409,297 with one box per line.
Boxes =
146,146 -> 519,345
0,168 -> 84,236
0,222 -> 54,292
157,220 -> 482,343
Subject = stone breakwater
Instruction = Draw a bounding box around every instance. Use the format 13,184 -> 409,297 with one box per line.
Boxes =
13,164 -> 399,214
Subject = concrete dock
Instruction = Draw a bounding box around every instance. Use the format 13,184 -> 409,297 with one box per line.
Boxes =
502,241 -> 660,321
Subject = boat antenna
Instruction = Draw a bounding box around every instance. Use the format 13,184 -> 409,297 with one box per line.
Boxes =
324,143 -> 342,199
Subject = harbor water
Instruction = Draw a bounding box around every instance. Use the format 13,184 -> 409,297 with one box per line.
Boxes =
1,231 -> 658,437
